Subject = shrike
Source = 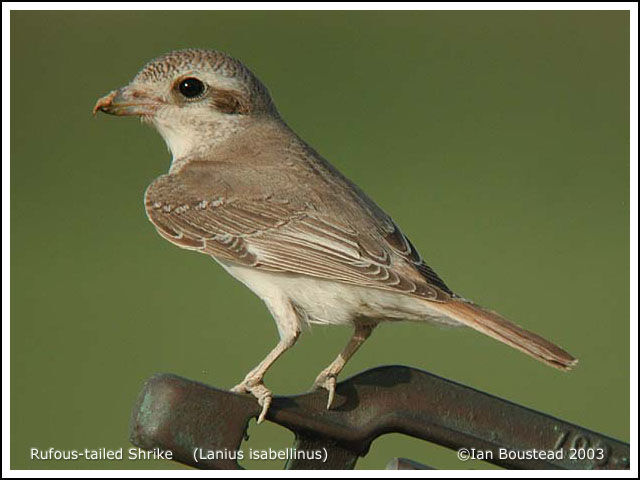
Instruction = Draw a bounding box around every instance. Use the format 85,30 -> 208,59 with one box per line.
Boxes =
94,49 -> 577,423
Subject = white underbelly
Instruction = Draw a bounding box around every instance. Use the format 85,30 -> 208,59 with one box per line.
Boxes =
216,260 -> 461,328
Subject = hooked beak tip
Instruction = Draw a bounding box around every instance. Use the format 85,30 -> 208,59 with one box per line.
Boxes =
92,90 -> 119,116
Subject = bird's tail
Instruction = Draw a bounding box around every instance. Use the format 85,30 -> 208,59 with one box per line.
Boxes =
432,299 -> 578,371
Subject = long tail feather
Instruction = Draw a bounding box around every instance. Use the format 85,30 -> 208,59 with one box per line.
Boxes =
433,300 -> 578,370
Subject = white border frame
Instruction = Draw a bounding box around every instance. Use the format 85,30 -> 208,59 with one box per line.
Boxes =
2,2 -> 637,478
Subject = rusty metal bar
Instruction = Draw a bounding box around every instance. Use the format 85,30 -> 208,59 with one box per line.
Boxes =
386,457 -> 433,469
129,366 -> 629,470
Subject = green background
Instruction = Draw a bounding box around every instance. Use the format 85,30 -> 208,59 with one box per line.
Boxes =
10,11 -> 630,470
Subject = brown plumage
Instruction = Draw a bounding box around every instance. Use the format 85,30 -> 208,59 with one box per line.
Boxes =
94,49 -> 577,422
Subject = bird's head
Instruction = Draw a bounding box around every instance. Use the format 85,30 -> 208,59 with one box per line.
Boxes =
93,49 -> 278,161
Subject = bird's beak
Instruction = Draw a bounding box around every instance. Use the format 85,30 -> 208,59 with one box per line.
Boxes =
93,87 -> 161,117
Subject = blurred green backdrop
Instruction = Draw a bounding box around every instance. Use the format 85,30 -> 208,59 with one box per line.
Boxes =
10,10 -> 629,470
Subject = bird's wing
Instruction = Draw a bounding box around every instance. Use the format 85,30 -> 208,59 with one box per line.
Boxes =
144,165 -> 452,302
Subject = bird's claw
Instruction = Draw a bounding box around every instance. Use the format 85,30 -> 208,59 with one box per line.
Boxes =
231,378 -> 272,424
312,371 -> 337,409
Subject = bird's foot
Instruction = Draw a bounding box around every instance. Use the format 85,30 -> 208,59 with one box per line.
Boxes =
231,376 -> 272,424
312,370 -> 338,409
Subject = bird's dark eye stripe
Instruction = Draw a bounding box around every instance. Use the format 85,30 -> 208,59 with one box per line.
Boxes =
178,77 -> 205,99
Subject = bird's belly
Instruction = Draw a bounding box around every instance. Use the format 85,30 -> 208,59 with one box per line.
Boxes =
216,260 -> 461,328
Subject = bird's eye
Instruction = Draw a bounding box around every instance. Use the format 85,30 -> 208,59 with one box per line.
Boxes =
178,77 -> 206,99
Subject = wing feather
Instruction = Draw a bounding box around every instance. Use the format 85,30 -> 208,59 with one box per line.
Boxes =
145,170 -> 452,301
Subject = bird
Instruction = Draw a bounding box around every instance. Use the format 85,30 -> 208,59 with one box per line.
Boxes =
94,49 -> 577,423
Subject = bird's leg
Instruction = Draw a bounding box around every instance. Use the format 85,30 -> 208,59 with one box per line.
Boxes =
231,299 -> 300,424
312,322 -> 376,409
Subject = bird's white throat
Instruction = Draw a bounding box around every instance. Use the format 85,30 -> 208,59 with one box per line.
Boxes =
151,108 -> 245,171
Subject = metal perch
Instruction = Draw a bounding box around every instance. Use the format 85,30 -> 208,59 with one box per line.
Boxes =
129,366 -> 629,470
